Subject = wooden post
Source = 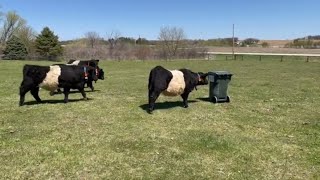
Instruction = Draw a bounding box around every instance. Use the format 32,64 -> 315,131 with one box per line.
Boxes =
306,56 -> 309,62
259,55 -> 262,61
232,24 -> 235,60
280,56 -> 283,62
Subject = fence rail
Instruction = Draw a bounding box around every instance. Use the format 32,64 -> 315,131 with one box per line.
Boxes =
206,52 -> 320,62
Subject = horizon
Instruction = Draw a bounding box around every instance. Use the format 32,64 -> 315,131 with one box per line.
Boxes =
1,0 -> 320,41
58,37 -> 300,42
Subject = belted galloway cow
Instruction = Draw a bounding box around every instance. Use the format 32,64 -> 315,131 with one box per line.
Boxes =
19,64 -> 97,106
67,59 -> 104,91
148,66 -> 208,113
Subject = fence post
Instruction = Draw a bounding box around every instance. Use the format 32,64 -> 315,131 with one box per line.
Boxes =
306,56 -> 309,62
280,56 -> 283,62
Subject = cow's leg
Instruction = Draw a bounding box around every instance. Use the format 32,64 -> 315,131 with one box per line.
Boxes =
87,81 -> 94,91
19,86 -> 29,106
148,90 -> 161,113
76,82 -> 87,100
30,87 -> 41,103
63,87 -> 70,103
19,79 -> 33,106
181,92 -> 190,108
79,88 -> 87,100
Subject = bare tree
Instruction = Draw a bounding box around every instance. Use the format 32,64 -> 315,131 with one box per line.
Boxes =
15,26 -> 37,53
158,26 -> 186,59
85,31 -> 100,48
107,30 -> 121,49
0,11 -> 26,44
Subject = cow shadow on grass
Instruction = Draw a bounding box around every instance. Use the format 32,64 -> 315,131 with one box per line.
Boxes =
22,98 -> 93,106
51,89 -> 101,95
196,97 -> 211,102
139,100 -> 198,112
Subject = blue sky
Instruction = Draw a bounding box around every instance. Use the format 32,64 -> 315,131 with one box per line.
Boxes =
1,0 -> 319,41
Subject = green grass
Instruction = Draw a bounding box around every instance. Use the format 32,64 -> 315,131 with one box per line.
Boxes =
0,59 -> 319,179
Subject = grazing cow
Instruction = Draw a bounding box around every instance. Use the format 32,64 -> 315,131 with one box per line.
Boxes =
67,59 -> 104,91
148,66 -> 208,113
19,64 -> 98,106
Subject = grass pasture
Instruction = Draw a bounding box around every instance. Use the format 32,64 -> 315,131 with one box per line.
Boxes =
0,58 -> 319,179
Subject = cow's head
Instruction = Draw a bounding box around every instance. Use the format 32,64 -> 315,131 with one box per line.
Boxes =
97,66 -> 104,80
197,72 -> 208,85
86,60 -> 101,81
85,66 -> 98,81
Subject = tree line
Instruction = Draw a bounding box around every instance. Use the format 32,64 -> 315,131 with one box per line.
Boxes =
0,10 -> 62,60
0,8 -> 258,61
0,10 -> 206,61
285,36 -> 320,49
0,8 -> 265,61
2,8 -> 320,61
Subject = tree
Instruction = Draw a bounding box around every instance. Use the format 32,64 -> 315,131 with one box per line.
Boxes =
107,30 -> 121,49
158,26 -> 186,59
15,25 -> 37,54
118,37 -> 136,44
261,42 -> 269,48
3,35 -> 27,60
85,31 -> 100,48
136,37 -> 149,45
35,27 -> 63,60
241,38 -> 259,46
0,11 -> 26,44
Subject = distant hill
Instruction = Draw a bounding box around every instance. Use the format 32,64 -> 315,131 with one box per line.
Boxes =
296,35 -> 320,40
259,40 -> 292,48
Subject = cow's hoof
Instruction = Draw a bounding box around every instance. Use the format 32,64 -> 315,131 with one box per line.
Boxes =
83,97 -> 88,100
147,109 -> 153,114
49,91 -> 55,96
183,105 -> 189,108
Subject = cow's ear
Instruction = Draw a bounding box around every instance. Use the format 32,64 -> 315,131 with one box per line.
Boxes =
198,72 -> 207,77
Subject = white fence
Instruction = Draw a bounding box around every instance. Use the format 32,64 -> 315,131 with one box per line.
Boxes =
206,52 -> 320,62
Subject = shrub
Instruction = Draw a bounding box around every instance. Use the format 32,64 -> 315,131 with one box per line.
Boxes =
3,36 -> 28,60
261,42 -> 269,48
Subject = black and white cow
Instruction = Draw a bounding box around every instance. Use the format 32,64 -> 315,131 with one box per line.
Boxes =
148,66 -> 208,113
19,64 -> 98,106
67,59 -> 104,91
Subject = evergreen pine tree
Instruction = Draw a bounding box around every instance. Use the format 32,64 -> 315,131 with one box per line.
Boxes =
3,36 -> 28,60
35,27 -> 63,60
